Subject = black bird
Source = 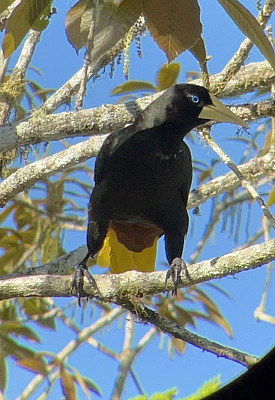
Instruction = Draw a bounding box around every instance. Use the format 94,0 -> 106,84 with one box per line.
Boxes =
71,84 -> 247,301
202,345 -> 275,399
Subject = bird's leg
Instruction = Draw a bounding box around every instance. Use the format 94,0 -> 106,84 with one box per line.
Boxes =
71,254 -> 100,306
164,230 -> 191,295
165,257 -> 190,295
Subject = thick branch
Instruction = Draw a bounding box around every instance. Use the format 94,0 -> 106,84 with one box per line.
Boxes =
0,238 -> 274,301
189,152 -> 275,209
0,138 -> 273,209
0,61 -> 273,153
1,238 -> 272,368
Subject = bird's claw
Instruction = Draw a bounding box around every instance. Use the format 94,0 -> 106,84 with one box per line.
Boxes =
71,263 -> 100,307
165,257 -> 190,296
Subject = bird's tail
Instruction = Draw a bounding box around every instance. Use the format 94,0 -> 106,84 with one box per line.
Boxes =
96,228 -> 158,273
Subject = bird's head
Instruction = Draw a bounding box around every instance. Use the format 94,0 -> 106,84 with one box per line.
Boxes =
135,83 -> 248,136
168,84 -> 248,132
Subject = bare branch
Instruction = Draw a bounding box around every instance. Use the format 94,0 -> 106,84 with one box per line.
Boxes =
1,238 -> 274,302
75,5 -> 97,111
2,237 -> 271,369
126,304 -> 258,368
18,307 -> 125,400
0,29 -> 41,124
189,152 -> 275,209
0,61 -> 273,153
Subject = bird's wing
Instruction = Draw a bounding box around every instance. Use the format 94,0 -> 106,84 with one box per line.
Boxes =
94,88 -> 177,184
94,123 -> 137,184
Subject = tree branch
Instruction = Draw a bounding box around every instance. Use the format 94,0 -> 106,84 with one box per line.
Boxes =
2,238 -> 271,369
125,303 -> 258,368
1,238 -> 274,301
0,61 -> 273,153
0,138 -> 273,209
199,129 -> 275,228
189,152 -> 275,209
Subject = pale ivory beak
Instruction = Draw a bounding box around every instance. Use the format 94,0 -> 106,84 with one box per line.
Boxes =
199,93 -> 248,128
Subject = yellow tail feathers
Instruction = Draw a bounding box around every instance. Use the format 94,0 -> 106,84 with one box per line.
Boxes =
96,228 -> 158,273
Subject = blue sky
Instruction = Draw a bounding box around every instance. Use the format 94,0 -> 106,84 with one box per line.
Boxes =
2,0 -> 275,399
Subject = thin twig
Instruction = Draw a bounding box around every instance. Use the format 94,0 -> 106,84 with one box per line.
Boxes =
199,128 -> 275,229
75,5 -> 97,111
189,192 -> 253,264
17,307 -> 125,400
112,313 -> 135,400
125,303 -> 258,368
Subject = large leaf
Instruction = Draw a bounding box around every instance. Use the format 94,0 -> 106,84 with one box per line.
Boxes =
65,0 -> 142,65
189,36 -> 207,65
217,0 -> 275,70
143,0 -> 202,62
65,0 -> 94,53
2,0 -> 53,58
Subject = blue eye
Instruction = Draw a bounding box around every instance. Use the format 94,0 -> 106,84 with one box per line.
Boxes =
191,95 -> 200,104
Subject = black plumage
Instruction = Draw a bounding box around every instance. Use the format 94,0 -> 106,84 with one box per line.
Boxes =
71,83 -> 247,302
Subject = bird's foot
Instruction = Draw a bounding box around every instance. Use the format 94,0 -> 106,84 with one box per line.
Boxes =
165,257 -> 190,296
71,263 -> 100,307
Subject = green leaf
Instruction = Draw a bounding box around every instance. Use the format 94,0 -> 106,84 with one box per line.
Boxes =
2,0 -> 53,58
0,347 -> 7,391
267,187 -> 275,207
70,366 -> 102,398
0,321 -> 41,342
0,335 -> 36,360
111,80 -> 156,95
156,62 -> 181,91
217,0 -> 275,70
184,375 -> 221,400
81,375 -> 102,396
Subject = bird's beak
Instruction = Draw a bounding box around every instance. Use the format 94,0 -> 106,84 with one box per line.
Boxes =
199,93 -> 248,128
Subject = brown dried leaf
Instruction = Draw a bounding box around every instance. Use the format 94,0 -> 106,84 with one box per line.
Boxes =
144,0 -> 202,62
17,358 -> 48,376
65,0 -> 93,53
172,337 -> 186,355
189,36 -> 207,65
66,0 -> 141,65
61,368 -> 77,400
